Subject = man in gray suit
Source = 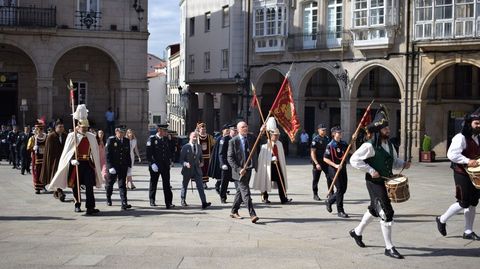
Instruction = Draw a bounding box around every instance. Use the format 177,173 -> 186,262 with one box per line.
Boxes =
180,131 -> 211,209
228,121 -> 259,223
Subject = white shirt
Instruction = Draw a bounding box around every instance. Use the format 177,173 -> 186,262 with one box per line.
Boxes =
300,133 -> 309,143
350,141 -> 405,176
447,133 -> 479,164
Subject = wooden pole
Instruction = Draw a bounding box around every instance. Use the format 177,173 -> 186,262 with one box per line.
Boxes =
68,80 -> 81,204
327,100 -> 375,195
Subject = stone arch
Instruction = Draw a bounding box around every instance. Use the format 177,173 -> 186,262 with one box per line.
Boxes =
297,64 -> 344,99
350,62 -> 405,100
0,39 -> 39,75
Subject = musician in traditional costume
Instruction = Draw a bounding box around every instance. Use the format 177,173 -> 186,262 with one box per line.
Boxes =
40,119 -> 67,201
253,127 -> 291,204
28,119 -> 47,194
436,107 -> 480,241
196,122 -> 215,188
349,106 -> 411,259
48,105 -> 102,215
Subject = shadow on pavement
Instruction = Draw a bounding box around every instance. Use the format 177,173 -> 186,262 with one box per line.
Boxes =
400,246 -> 480,257
0,216 -> 75,221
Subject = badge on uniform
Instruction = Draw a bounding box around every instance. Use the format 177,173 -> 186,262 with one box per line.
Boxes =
336,148 -> 341,153
312,141 -> 316,146
114,142 -> 117,147
146,141 -> 151,146
220,140 -> 224,145
155,140 -> 158,145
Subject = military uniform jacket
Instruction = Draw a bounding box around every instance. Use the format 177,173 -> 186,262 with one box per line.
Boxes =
146,134 -> 172,167
311,134 -> 329,166
7,130 -> 18,147
219,135 -> 232,171
106,136 -> 132,170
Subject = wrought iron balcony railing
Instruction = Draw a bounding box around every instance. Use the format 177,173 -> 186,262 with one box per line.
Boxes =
75,11 -> 101,30
0,5 -> 56,27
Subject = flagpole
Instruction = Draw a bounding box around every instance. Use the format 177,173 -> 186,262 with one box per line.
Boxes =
251,83 -> 288,198
68,80 -> 81,204
326,100 -> 375,196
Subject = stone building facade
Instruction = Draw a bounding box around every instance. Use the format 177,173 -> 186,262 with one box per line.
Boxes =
0,0 -> 149,141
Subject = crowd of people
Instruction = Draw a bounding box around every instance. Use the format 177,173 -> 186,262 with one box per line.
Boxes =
2,103 -> 480,259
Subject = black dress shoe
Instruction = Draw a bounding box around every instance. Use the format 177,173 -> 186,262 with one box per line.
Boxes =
150,200 -> 157,207
349,229 -> 366,248
463,232 -> 480,240
436,216 -> 447,236
74,207 -> 82,213
338,212 -> 349,218
220,198 -> 227,204
86,208 -> 100,215
281,198 -> 292,204
384,247 -> 404,259
106,198 -> 112,206
166,204 -> 175,209
123,204 -> 132,209
181,199 -> 188,206
35,189 -> 40,194
313,194 -> 321,201
202,202 -> 212,209
325,200 -> 332,213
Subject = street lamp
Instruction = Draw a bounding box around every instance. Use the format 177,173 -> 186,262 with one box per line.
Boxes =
234,73 -> 244,119
132,0 -> 145,21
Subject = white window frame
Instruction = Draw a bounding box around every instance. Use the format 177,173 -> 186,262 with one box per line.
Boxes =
302,1 -> 318,49
351,0 -> 398,45
252,2 -> 289,53
77,0 -> 100,13
415,0 -> 434,39
222,5 -> 230,27
73,81 -> 88,106
221,49 -> 229,70
327,0 -> 343,47
204,52 -> 210,72
76,0 -> 101,30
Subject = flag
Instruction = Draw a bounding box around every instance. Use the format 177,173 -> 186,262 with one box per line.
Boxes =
360,106 -> 372,127
269,75 -> 300,142
250,92 -> 259,108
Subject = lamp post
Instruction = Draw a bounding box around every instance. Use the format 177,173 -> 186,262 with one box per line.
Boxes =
132,0 -> 145,21
234,73 -> 244,120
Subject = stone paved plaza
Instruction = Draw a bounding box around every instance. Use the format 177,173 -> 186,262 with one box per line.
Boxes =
0,158 -> 478,269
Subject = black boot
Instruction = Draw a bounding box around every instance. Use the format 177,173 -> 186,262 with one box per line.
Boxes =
106,196 -> 112,206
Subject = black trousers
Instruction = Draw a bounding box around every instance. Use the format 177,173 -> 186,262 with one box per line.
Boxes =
71,161 -> 96,210
366,177 -> 394,222
220,169 -> 232,200
263,163 -> 287,202
20,148 -> 31,173
106,166 -> 128,205
454,171 -> 480,208
327,167 -> 348,213
9,145 -> 17,167
149,164 -> 173,206
312,161 -> 332,195
231,171 -> 256,217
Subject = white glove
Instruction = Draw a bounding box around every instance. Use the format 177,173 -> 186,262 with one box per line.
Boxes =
183,162 -> 191,168
271,156 -> 277,162
109,168 -> 116,174
151,163 -> 159,172
138,157 -> 142,163
70,160 -> 79,166
33,145 -> 38,151
221,165 -> 228,170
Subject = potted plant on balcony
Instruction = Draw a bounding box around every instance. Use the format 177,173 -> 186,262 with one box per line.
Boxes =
420,134 -> 435,162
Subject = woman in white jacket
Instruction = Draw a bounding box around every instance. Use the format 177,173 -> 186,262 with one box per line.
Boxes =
126,129 -> 141,189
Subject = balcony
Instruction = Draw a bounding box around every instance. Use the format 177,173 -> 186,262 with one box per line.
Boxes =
169,104 -> 186,118
287,31 -> 353,52
350,26 -> 397,49
75,11 -> 102,30
0,5 -> 56,28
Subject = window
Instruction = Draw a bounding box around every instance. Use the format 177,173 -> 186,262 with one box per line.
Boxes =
327,0 -> 343,44
351,0 -> 398,43
222,49 -> 229,69
222,5 -> 230,27
189,54 -> 194,73
204,52 -> 210,72
414,0 -> 480,39
73,82 -> 88,105
252,3 -> 288,52
152,115 -> 162,124
189,17 -> 195,36
303,1 -> 318,48
205,12 -> 211,32
266,8 -> 276,35
255,9 -> 265,36
76,0 -> 101,30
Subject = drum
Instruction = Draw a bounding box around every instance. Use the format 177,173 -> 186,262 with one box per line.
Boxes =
466,166 -> 480,189
385,174 -> 410,203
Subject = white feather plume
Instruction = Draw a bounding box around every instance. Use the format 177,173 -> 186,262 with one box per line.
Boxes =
72,104 -> 89,120
266,117 -> 277,132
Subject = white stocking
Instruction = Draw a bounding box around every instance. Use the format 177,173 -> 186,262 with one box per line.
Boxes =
440,202 -> 463,223
380,221 -> 393,250
354,211 -> 374,236
464,206 -> 476,234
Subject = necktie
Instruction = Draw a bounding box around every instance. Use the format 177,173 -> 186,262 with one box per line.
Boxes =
243,137 -> 248,158
193,144 -> 196,155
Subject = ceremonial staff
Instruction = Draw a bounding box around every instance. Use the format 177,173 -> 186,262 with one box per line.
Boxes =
68,80 -> 81,204
327,100 -> 375,196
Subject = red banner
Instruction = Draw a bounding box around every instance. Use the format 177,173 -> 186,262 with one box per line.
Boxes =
250,92 -> 259,108
270,77 -> 300,142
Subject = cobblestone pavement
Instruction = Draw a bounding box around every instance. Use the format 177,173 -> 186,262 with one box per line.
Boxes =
0,158 -> 478,269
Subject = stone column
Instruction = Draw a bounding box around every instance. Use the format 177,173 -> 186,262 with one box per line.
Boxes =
340,98 -> 357,142
36,77 -> 53,119
219,94 -> 232,126
187,92 -> 199,133
203,93 -> 214,131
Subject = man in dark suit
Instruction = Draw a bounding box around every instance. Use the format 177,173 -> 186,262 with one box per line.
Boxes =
219,124 -> 236,203
105,127 -> 132,211
228,121 -> 259,223
180,131 -> 211,209
146,124 -> 174,208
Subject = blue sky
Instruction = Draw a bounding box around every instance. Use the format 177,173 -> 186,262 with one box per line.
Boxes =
148,0 -> 181,59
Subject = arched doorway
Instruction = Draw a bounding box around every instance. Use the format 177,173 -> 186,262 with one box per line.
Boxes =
356,66 -> 402,150
303,68 -> 341,136
421,63 -> 480,157
0,43 -> 37,126
256,69 -> 284,117
52,46 -> 120,131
